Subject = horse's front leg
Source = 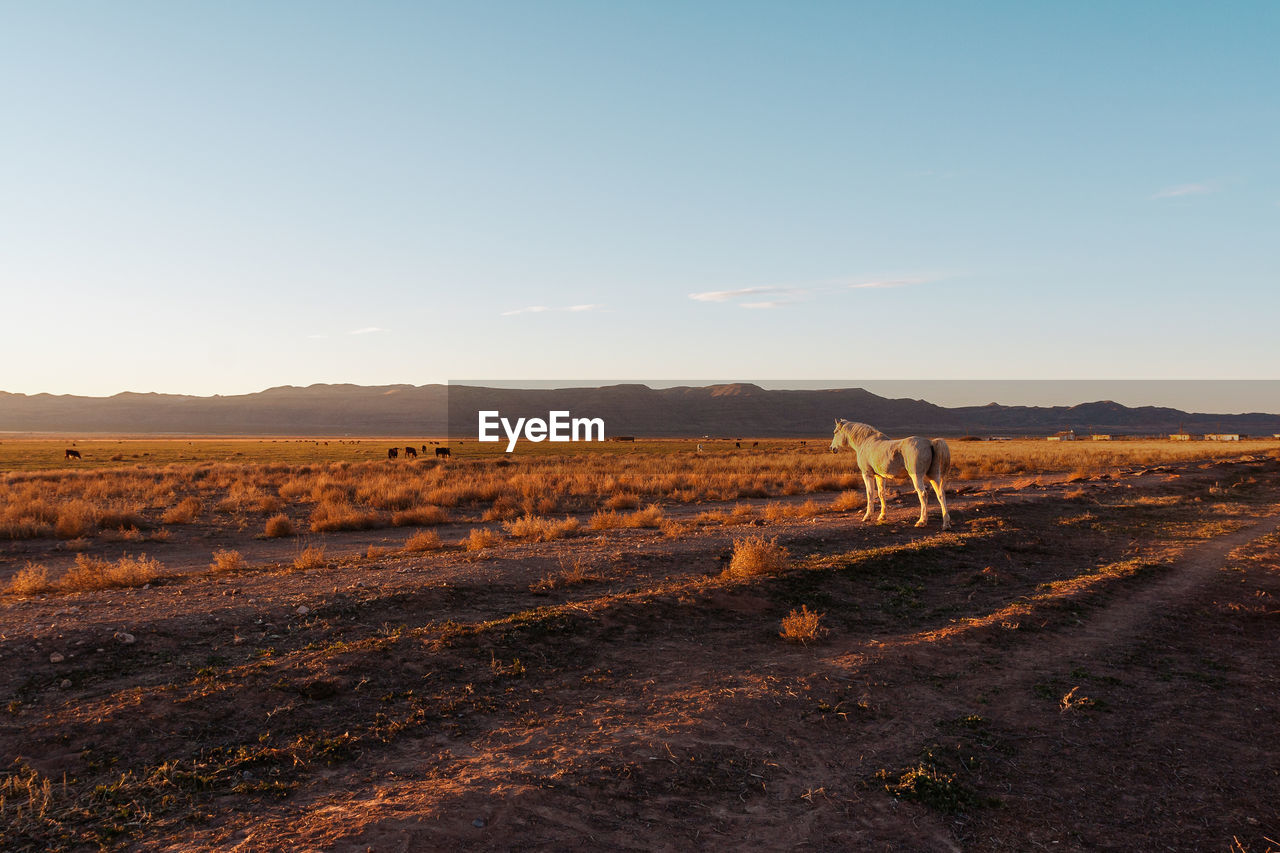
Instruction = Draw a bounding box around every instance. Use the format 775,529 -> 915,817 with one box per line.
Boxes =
875,475 -> 888,522
861,471 -> 874,522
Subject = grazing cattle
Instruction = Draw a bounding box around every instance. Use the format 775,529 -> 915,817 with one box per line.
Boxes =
421,445 -> 427,453
405,446 -> 418,458
830,419 -> 952,530
753,441 -> 759,447
388,448 -> 399,460
65,449 -> 82,460
435,447 -> 451,458
735,442 -> 741,448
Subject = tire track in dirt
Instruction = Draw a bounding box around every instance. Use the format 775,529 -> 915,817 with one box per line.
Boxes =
983,502 -> 1280,679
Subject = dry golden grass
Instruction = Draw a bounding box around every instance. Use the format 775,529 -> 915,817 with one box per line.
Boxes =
0,439 -> 1273,552
162,497 -> 202,524
60,553 -> 162,591
365,544 -> 390,559
531,555 -> 597,591
588,510 -> 623,530
95,502 -> 146,531
210,549 -> 245,572
264,514 -> 295,537
660,519 -> 692,538
779,605 -> 829,644
309,499 -> 387,533
292,546 -> 327,570
695,503 -> 759,526
763,499 -> 822,522
54,502 -> 94,539
831,490 -> 864,511
724,535 -> 790,578
604,493 -> 640,510
391,505 -> 448,527
404,530 -> 443,551
623,504 -> 665,529
503,514 -> 581,541
464,528 -> 502,551
3,563 -> 54,596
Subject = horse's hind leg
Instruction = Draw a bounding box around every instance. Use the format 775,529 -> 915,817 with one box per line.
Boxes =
875,476 -> 888,522
930,479 -> 951,530
912,474 -> 929,527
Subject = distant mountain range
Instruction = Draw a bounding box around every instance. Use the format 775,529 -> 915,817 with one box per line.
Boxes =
2,383 -> 1279,437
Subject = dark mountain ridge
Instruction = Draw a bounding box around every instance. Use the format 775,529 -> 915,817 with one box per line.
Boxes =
1,384 -> 1277,437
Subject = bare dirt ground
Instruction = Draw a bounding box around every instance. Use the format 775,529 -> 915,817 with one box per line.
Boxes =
2,456 -> 1278,851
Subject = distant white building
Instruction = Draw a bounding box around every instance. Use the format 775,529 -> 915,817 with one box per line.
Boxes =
1170,433 -> 1193,441
1047,430 -> 1075,442
1204,434 -> 1240,441
1091,434 -> 1112,441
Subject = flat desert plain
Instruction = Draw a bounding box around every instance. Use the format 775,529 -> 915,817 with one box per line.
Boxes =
1,438 -> 1278,851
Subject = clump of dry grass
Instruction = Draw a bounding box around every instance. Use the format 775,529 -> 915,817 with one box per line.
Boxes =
365,544 -> 389,559
95,502 -> 146,531
292,545 -> 327,570
604,493 -> 640,511
404,530 -> 443,551
695,503 -> 758,526
162,497 -> 202,524
779,605 -> 829,644
503,514 -> 580,541
589,510 -> 623,530
3,563 -> 54,595
264,514 -> 295,538
210,549 -> 244,572
464,528 -> 502,551
309,499 -> 387,533
531,555 -> 597,592
391,505 -> 448,527
724,535 -> 790,578
831,490 -> 864,511
55,502 -> 95,539
102,526 -> 169,543
61,553 -> 162,591
763,499 -> 822,522
660,519 -> 692,538
623,504 -> 665,529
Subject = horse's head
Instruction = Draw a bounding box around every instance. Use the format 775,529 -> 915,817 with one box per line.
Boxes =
830,418 -> 848,453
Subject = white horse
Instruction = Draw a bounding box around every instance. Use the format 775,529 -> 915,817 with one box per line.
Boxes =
830,419 -> 952,530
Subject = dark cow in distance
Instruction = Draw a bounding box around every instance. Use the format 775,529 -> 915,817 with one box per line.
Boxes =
388,447 -> 399,460
404,446 -> 418,458
435,447 -> 451,459
65,449 -> 82,460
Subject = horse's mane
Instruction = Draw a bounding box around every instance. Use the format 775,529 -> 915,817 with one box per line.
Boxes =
836,420 -> 886,443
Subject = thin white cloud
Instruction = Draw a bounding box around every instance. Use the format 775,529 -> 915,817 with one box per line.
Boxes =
347,326 -> 389,335
847,277 -> 928,290
1152,182 -> 1218,199
689,286 -> 785,303
501,304 -> 603,316
691,275 -> 941,308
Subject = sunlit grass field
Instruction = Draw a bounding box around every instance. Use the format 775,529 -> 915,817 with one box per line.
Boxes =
2,436 -> 1276,553
4,435 -> 1277,473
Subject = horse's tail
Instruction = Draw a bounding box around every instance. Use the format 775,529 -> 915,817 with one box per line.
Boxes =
928,438 -> 951,482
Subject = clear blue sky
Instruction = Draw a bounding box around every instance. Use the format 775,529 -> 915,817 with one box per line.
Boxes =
2,1 -> 1277,404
